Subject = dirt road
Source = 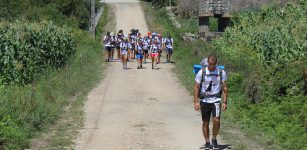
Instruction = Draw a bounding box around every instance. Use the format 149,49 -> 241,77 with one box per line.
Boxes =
74,1 -> 227,149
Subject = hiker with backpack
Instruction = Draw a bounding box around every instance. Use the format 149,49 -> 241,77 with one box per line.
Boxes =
157,33 -> 163,64
120,37 -> 131,69
116,30 -> 124,60
110,32 -> 117,60
150,37 -> 160,70
164,32 -> 174,63
129,29 -> 137,60
142,35 -> 150,64
136,39 -> 144,69
194,54 -> 228,149
103,31 -> 112,62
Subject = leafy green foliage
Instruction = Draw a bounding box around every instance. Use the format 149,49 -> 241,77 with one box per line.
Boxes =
0,0 -> 108,150
0,0 -> 102,29
0,29 -> 104,150
0,21 -> 75,85
215,1 -> 307,66
144,1 -> 307,149
0,116 -> 28,150
215,2 -> 307,149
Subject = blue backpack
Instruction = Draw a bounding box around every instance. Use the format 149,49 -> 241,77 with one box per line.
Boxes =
193,64 -> 224,74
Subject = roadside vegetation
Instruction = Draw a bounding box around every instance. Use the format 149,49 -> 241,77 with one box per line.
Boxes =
142,0 -> 307,149
0,1 -> 106,149
0,0 -> 102,29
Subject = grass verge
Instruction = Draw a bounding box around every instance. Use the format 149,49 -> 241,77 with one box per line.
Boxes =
37,4 -> 112,150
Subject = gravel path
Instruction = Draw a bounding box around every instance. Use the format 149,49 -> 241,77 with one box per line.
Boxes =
74,1 -> 229,149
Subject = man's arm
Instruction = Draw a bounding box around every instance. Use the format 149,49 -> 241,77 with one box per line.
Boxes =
102,36 -> 106,43
194,81 -> 200,111
221,81 -> 228,111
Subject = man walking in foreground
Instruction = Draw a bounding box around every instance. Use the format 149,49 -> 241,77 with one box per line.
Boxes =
194,53 -> 228,149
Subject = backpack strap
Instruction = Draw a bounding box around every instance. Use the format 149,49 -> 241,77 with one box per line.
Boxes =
218,68 -> 223,84
202,67 -> 224,98
199,68 -> 204,91
200,68 -> 204,84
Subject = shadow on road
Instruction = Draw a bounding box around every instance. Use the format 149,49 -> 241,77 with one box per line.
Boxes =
199,143 -> 232,150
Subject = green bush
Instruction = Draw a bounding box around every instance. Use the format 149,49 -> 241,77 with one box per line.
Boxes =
214,2 -> 307,148
0,29 -> 104,149
0,21 -> 75,85
0,0 -> 102,30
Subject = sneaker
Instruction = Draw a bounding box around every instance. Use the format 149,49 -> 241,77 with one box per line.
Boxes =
204,142 -> 211,149
211,139 -> 218,149
137,66 -> 140,69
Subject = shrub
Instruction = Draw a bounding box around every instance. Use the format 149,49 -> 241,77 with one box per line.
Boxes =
0,21 -> 75,85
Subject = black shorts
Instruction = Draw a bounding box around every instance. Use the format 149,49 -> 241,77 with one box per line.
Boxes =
131,44 -> 135,50
116,44 -> 120,49
105,46 -> 112,52
200,102 -> 221,122
166,48 -> 173,54
143,50 -> 148,54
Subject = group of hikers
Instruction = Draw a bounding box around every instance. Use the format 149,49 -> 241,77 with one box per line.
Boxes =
103,29 -> 228,149
102,29 -> 174,70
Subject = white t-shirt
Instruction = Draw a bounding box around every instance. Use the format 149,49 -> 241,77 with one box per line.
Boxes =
150,43 -> 160,53
195,67 -> 227,103
164,37 -> 173,49
103,35 -> 112,47
120,42 -> 131,51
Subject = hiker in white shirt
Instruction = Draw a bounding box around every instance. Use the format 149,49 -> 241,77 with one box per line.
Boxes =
194,53 -> 228,149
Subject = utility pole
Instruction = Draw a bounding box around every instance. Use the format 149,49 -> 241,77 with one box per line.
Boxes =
91,0 -> 95,37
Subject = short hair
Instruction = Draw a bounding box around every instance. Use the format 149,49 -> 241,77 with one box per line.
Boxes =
207,53 -> 217,63
167,32 -> 170,36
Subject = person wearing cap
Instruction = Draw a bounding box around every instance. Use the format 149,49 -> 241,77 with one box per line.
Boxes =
120,37 -> 131,69
194,53 -> 228,149
103,31 -> 112,62
147,32 -> 152,38
150,37 -> 160,70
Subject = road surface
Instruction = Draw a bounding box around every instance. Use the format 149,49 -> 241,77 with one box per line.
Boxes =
74,0 -> 228,149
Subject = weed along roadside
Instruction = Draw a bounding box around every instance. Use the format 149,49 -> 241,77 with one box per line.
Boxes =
142,1 -> 307,150
0,1 -> 108,150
